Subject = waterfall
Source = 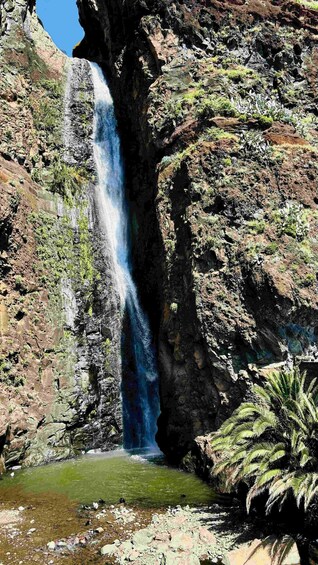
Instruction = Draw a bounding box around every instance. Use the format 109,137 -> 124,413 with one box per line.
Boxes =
89,63 -> 160,450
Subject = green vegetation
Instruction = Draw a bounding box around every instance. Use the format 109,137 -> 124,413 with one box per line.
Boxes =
239,130 -> 273,162
294,0 -> 318,9
300,273 -> 316,287
30,211 -> 74,326
78,212 -> 95,284
49,158 -> 87,202
211,368 -> 318,516
172,142 -> 198,170
39,79 -> 63,98
30,205 -> 97,323
274,202 -> 309,241
218,66 -> 258,82
196,96 -> 237,120
33,99 -> 62,134
247,219 -> 266,234
0,355 -> 25,387
205,127 -> 238,142
234,92 -> 295,125
22,40 -> 48,78
265,242 -> 279,255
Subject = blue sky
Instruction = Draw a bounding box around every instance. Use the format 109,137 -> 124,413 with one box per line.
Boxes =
37,0 -> 83,56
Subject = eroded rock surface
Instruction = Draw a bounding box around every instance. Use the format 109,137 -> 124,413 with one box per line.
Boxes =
0,0 -> 122,467
76,0 -> 318,461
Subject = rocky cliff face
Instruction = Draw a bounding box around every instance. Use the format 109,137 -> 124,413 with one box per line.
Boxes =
0,0 -> 122,468
1,0 -> 318,469
76,0 -> 318,461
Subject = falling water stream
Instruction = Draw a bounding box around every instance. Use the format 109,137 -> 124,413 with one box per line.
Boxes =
90,63 -> 160,449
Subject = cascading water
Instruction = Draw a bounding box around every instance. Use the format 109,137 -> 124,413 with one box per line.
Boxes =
89,62 -> 160,450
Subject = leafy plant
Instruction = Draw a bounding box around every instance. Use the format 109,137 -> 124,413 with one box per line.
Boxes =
211,368 -> 318,516
33,99 -> 61,133
265,242 -> 279,255
40,79 -> 62,98
49,158 -> 86,201
247,219 -> 266,234
205,127 -> 238,143
196,96 -> 237,120
239,130 -> 273,162
233,92 -> 297,125
274,202 -> 309,241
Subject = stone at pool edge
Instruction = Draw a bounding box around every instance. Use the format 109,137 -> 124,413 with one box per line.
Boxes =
100,544 -> 117,556
132,528 -> 153,548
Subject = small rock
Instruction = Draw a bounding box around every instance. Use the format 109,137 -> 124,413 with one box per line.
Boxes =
100,544 -> 116,556
95,527 -> 104,534
92,502 -> 99,510
198,527 -> 216,545
170,532 -> 194,551
128,549 -> 140,561
47,541 -> 56,550
171,515 -> 187,527
18,506 -> 25,512
120,540 -> 134,552
57,541 -> 67,548
154,532 -> 170,543
132,528 -> 153,548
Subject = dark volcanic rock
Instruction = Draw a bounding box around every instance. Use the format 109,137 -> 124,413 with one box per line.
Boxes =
76,0 -> 318,461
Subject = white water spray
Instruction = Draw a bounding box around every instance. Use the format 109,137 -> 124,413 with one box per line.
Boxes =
90,63 -> 160,449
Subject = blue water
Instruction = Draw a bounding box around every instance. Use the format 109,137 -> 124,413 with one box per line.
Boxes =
90,63 -> 160,449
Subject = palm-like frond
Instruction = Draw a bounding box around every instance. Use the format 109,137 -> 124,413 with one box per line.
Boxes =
210,367 -> 318,516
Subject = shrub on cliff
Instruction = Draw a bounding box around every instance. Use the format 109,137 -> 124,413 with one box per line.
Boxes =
210,368 -> 318,517
49,158 -> 86,202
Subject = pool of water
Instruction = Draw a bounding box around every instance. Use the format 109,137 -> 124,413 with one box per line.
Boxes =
0,450 -> 214,507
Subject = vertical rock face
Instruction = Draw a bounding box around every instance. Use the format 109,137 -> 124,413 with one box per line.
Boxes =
62,57 -> 123,455
0,0 -> 123,467
76,0 -> 318,461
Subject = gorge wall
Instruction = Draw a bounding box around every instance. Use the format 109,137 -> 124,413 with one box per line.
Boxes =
0,0 -> 318,469
76,0 -> 318,462
0,0 -> 122,467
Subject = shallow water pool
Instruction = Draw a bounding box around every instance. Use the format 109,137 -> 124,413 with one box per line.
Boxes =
0,450 -> 214,507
